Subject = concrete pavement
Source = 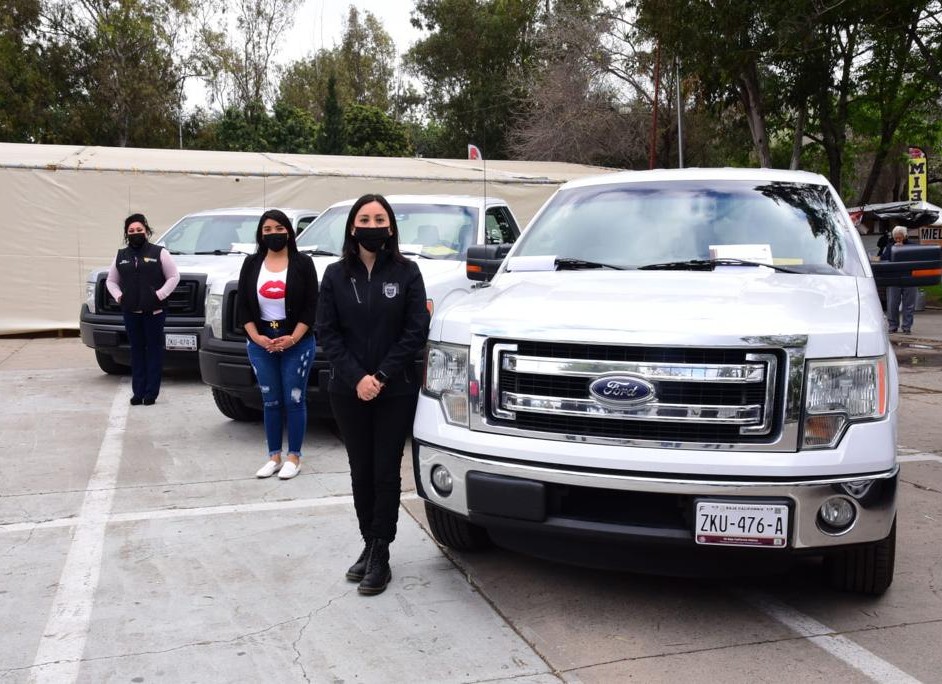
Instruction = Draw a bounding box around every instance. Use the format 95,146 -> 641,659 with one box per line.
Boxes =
1,335 -> 940,683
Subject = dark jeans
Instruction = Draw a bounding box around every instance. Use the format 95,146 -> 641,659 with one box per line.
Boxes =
246,329 -> 315,457
331,391 -> 418,542
123,311 -> 166,400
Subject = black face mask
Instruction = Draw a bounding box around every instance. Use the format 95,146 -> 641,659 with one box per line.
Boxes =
127,234 -> 147,249
353,228 -> 389,253
262,233 -> 289,252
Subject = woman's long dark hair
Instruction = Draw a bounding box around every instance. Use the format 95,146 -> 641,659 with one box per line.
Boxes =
254,209 -> 298,257
341,194 -> 407,273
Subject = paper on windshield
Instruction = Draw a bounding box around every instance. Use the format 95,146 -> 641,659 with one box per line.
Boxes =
506,255 -> 557,272
709,244 -> 773,265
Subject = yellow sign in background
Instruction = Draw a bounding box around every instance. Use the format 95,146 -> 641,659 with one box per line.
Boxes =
908,147 -> 927,202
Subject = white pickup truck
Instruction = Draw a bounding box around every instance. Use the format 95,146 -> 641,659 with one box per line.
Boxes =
199,195 -> 522,420
413,167 -> 942,594
80,207 -> 319,374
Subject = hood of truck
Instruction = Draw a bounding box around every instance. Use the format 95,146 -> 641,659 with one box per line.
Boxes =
433,269 -> 888,359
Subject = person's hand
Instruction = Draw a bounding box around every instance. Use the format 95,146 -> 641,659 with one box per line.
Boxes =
270,335 -> 297,352
253,334 -> 276,352
356,374 -> 383,401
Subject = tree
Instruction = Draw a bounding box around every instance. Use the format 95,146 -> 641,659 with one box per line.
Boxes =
344,104 -> 413,157
277,7 -> 398,118
40,0 -> 193,147
317,74 -> 344,154
0,0 -> 66,142
405,0 -> 541,159
197,0 -> 302,110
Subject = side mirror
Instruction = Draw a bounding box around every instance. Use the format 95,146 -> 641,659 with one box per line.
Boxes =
467,243 -> 512,282
871,244 -> 942,288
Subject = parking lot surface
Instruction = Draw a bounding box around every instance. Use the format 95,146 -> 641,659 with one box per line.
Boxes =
1,337 -> 941,683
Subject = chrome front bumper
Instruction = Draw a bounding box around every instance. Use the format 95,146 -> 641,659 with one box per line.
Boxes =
414,442 -> 898,550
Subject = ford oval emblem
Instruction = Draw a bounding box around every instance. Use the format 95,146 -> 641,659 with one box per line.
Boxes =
589,375 -> 656,407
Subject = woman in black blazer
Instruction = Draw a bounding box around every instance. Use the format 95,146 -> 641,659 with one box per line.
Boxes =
316,194 -> 430,595
237,209 -> 318,480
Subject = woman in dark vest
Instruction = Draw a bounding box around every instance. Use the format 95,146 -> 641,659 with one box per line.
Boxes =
106,213 -> 180,405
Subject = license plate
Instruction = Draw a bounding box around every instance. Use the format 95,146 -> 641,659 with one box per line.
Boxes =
695,501 -> 788,548
165,333 -> 197,351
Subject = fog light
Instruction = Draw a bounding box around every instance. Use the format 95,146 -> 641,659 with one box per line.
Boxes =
818,497 -> 856,533
431,465 -> 453,496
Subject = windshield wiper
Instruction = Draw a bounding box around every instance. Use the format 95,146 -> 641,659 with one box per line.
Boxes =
191,249 -> 253,256
400,250 -> 433,259
299,248 -> 339,257
638,258 -> 798,273
555,257 -> 624,270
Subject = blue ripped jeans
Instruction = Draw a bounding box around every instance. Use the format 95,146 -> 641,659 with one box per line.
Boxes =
246,331 -> 315,458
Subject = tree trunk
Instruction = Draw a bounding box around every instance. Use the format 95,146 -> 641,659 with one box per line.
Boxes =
789,105 -> 805,170
737,61 -> 771,167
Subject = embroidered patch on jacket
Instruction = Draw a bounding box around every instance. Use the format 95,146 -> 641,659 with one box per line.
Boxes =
143,257 -> 157,263
382,282 -> 399,299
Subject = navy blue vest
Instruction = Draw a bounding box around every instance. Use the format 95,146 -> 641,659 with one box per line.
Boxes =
115,242 -> 168,313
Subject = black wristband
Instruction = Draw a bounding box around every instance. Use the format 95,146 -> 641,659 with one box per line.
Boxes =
375,370 -> 389,384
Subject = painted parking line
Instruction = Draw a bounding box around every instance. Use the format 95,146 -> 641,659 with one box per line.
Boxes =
738,591 -> 922,683
28,388 -> 130,684
0,493 -> 419,535
898,453 -> 942,464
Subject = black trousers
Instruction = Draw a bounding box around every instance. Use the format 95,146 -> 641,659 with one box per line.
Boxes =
123,310 -> 166,400
330,391 -> 418,543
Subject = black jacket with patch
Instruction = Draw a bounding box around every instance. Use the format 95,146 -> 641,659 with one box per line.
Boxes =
316,251 -> 430,397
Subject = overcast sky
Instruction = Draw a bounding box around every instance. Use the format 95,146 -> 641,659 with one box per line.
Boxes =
184,0 -> 425,111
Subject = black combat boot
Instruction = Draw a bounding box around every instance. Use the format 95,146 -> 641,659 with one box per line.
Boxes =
345,538 -> 373,582
357,539 -> 391,595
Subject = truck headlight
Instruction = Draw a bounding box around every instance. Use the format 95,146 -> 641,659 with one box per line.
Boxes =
206,292 -> 224,338
423,342 -> 469,426
802,357 -> 887,449
85,281 -> 97,314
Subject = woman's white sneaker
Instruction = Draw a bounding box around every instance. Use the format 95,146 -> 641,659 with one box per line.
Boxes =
278,461 -> 300,479
256,459 -> 282,478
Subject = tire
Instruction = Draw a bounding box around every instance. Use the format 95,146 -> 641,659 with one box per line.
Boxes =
211,388 -> 262,422
425,501 -> 491,551
823,519 -> 896,595
95,351 -> 129,375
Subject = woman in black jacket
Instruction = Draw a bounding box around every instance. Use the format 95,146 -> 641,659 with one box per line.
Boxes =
316,194 -> 430,596
237,209 -> 318,480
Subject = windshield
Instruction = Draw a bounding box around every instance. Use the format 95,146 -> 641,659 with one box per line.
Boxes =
158,214 -> 261,254
514,180 -> 863,275
297,203 -> 479,260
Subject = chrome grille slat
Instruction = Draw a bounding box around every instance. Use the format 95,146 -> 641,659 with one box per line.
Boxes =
483,338 -> 789,446
502,392 -> 762,424
503,355 -> 766,383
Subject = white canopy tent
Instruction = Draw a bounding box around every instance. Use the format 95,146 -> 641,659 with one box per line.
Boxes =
0,144 -> 617,334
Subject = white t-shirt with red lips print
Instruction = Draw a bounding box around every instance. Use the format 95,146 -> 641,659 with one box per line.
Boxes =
256,262 -> 288,322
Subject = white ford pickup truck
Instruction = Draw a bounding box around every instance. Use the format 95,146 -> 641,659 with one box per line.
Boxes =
412,167 -> 942,594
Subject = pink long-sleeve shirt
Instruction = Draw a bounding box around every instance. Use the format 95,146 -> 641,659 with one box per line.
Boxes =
106,248 -> 181,313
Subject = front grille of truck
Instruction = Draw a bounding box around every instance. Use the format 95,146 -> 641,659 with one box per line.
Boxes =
223,290 -> 246,340
486,340 -> 784,445
96,276 -> 204,316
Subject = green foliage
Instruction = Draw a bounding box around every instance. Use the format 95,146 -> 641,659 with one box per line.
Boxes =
405,0 -> 542,159
343,104 -> 413,157
317,74 -> 345,155
276,7 -> 396,118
